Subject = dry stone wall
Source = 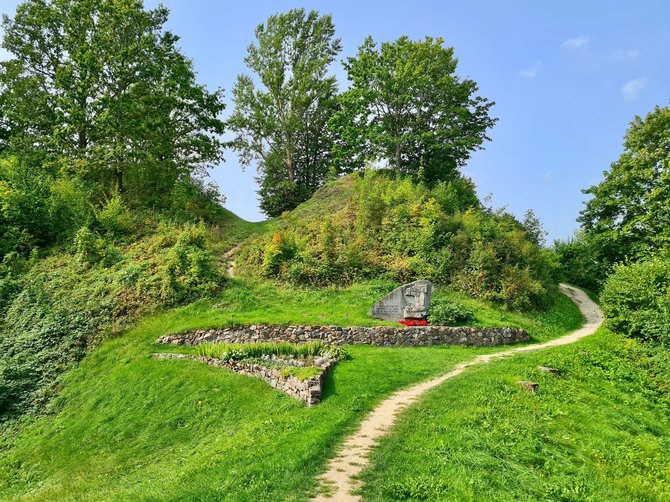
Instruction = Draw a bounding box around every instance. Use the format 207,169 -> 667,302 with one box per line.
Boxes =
152,353 -> 336,406
157,325 -> 529,347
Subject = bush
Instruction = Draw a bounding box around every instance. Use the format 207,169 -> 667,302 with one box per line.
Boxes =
428,298 -> 475,326
600,258 -> 670,345
96,192 -> 131,235
160,224 -> 225,303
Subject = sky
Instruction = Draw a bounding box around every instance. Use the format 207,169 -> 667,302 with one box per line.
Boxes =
1,0 -> 669,243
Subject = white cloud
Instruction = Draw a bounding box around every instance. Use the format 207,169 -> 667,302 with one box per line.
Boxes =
519,61 -> 541,79
606,49 -> 639,62
621,78 -> 648,101
561,36 -> 589,50
0,48 -> 11,62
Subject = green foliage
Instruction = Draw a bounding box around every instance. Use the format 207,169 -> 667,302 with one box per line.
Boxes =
228,8 -> 341,216
239,172 -> 557,310
0,157 -> 94,258
553,232 -> 609,292
601,257 -> 670,345
280,365 -> 322,381
428,297 -> 475,325
161,225 -> 224,303
0,0 -> 225,205
577,105 -> 670,278
95,192 -> 131,236
0,219 -> 228,421
360,328 -> 670,501
195,341 -> 330,361
331,35 -> 496,184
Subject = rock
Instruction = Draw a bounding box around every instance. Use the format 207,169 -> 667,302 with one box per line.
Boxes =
517,381 -> 539,393
369,280 -> 433,322
537,366 -> 561,376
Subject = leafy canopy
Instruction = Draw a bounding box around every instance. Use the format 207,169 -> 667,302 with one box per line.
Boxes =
579,105 -> 670,264
331,36 -> 496,185
228,8 -> 341,216
0,0 -> 225,204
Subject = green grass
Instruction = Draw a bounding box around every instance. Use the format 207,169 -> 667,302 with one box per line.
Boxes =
0,282 -> 581,501
358,328 -> 670,501
195,340 -> 330,361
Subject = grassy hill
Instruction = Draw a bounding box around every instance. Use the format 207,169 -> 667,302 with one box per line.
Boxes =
1,172 -> 669,500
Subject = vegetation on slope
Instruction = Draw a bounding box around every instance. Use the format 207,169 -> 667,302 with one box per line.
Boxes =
0,281 -> 581,501
0,210 -> 268,420
238,171 -> 558,311
359,328 -> 670,501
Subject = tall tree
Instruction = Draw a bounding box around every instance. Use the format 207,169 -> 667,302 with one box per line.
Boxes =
0,0 -> 225,203
331,36 -> 496,185
579,105 -> 670,264
228,8 -> 341,216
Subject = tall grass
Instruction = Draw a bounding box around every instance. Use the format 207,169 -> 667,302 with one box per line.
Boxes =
196,341 -> 331,361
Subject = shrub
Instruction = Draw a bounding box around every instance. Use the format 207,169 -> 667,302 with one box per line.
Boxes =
428,298 -> 475,326
160,226 -> 224,303
96,192 -> 131,235
601,258 -> 670,345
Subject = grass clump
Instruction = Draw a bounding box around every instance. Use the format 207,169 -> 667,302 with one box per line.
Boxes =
280,366 -> 323,381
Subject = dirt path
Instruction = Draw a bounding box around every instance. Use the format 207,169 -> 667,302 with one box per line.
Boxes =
313,284 -> 602,501
224,243 -> 241,277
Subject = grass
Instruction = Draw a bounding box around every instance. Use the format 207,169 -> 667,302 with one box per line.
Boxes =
195,341 -> 331,361
0,282 -> 581,501
358,328 -> 670,501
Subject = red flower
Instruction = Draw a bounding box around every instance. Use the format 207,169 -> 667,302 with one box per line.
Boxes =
398,319 -> 429,326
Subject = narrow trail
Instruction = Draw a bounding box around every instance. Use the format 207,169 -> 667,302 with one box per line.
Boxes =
313,284 -> 603,501
224,243 -> 242,278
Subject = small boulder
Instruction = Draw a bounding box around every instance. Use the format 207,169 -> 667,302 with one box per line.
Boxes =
517,381 -> 539,393
537,366 -> 560,376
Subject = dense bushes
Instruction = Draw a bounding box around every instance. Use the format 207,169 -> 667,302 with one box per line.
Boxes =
0,222 -> 225,419
428,298 -> 475,326
601,258 -> 670,345
238,172 -> 557,310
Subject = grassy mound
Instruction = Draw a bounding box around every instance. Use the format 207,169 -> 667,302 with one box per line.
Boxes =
237,171 -> 558,311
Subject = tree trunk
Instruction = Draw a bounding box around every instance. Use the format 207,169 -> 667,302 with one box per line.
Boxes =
116,169 -> 123,192
395,143 -> 401,171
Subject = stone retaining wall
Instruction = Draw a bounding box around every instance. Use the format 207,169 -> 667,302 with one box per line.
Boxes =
157,324 -> 529,347
152,353 -> 336,406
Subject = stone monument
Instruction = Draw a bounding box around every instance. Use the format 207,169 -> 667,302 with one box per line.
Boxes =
369,280 -> 433,322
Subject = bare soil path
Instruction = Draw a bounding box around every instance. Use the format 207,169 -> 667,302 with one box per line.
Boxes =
313,284 -> 603,501
224,243 -> 242,277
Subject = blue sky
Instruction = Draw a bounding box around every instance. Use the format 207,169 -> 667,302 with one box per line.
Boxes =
2,1 -> 669,242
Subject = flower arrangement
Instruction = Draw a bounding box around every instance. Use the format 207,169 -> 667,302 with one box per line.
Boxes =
398,319 -> 429,327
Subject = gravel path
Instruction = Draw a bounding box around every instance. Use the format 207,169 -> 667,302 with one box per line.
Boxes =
313,284 -> 603,501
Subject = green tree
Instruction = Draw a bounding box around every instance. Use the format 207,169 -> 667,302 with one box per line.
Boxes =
579,105 -> 670,266
0,0 -> 225,204
331,36 -> 496,185
228,8 -> 341,216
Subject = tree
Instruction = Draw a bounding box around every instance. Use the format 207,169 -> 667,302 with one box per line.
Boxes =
331,36 -> 496,185
521,209 -> 547,247
579,105 -> 670,266
0,0 -> 225,204
228,8 -> 341,216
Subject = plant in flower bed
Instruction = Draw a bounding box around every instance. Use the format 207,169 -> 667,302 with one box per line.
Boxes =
398,319 -> 429,327
195,340 -> 349,363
